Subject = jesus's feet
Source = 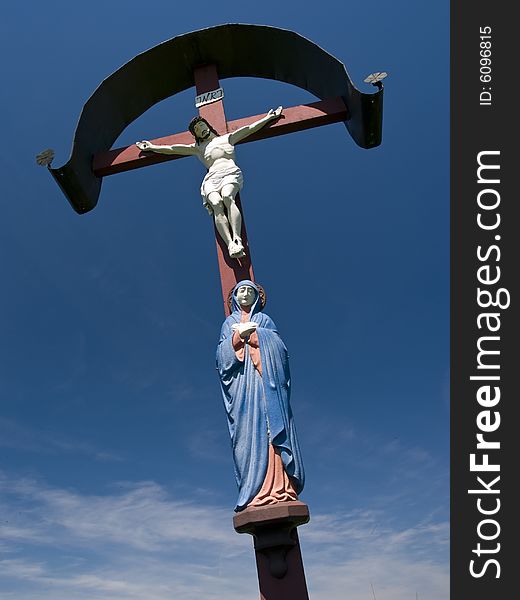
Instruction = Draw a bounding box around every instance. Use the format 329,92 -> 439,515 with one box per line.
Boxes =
228,239 -> 245,259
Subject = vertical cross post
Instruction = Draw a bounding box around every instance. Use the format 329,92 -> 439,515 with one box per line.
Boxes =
193,65 -> 254,315
233,502 -> 311,600
194,65 -> 312,599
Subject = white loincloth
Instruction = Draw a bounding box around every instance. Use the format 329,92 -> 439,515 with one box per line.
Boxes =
200,164 -> 244,206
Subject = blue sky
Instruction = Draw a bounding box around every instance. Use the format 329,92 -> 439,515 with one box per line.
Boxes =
0,2 -> 449,599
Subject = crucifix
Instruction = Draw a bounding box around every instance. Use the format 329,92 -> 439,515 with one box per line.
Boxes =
39,24 -> 385,600
137,100 -> 282,261
90,63 -> 363,315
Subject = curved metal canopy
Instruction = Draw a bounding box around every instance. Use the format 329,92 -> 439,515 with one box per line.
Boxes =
49,23 -> 384,213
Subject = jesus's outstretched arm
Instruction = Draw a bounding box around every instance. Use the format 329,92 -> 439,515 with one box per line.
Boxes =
136,140 -> 197,156
228,106 -> 283,145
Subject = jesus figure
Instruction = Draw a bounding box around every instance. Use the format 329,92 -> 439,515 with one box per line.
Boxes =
136,107 -> 282,259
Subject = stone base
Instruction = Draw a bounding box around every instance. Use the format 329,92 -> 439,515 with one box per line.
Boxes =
233,500 -> 310,533
233,501 -> 310,600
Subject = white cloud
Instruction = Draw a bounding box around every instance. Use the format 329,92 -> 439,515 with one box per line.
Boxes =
307,556 -> 447,600
0,472 -> 448,600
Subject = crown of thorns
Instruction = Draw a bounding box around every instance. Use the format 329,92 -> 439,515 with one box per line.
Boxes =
227,283 -> 267,312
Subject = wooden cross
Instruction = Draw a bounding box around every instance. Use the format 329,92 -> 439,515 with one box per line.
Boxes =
92,64 -> 348,315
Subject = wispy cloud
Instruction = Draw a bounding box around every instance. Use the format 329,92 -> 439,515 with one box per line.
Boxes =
0,417 -> 122,462
0,472 -> 448,600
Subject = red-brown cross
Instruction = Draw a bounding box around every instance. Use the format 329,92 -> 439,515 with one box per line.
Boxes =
92,64 -> 348,315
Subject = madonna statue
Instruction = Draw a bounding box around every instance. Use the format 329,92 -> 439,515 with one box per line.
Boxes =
216,280 -> 305,512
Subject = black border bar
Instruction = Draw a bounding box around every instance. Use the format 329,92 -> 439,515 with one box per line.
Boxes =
451,3 -> 518,597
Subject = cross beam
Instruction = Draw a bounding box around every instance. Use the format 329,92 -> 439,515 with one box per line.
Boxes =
92,97 -> 348,177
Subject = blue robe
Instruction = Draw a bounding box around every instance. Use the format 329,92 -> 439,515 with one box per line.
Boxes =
216,281 -> 305,511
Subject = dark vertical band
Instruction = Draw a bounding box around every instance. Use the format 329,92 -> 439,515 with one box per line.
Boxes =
451,3 -> 517,597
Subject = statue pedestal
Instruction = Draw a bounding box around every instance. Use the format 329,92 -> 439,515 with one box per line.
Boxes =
233,501 -> 310,600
